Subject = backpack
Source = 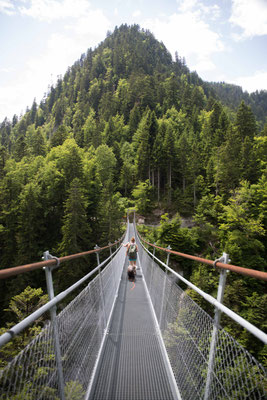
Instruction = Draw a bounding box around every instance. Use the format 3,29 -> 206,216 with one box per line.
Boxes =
128,243 -> 137,257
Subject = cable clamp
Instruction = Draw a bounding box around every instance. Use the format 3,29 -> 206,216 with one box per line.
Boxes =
42,251 -> 60,270
213,255 -> 225,269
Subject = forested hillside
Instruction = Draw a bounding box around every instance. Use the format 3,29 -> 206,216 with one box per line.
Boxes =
209,81 -> 267,128
0,24 -> 266,365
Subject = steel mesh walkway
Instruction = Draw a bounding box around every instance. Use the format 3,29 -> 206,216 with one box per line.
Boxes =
88,225 -> 178,400
0,221 -> 266,399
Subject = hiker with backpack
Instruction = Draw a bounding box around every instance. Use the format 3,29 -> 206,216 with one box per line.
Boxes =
126,237 -> 138,278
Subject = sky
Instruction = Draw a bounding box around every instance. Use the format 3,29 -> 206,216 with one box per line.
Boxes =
0,0 -> 267,121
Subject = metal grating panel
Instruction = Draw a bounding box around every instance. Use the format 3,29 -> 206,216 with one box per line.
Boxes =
89,232 -> 176,400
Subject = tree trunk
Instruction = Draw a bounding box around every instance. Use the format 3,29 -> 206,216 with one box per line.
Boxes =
157,168 -> 160,203
169,162 -> 172,189
168,162 -> 172,204
183,176 -> 186,194
193,180 -> 196,207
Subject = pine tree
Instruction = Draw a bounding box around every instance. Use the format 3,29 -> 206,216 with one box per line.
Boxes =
215,126 -> 242,194
235,101 -> 257,142
17,182 -> 44,265
133,110 -> 150,181
163,122 -> 176,203
82,109 -> 98,148
59,178 -> 91,256
152,120 -> 165,202
50,125 -> 69,148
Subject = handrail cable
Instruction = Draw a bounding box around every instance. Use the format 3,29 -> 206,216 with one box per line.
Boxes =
138,237 -> 267,344
0,238 -> 123,280
139,235 -> 267,282
0,242 -> 123,349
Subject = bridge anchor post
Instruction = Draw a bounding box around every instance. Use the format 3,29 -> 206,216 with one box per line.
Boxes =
43,251 -> 66,400
204,252 -> 229,400
159,245 -> 171,329
95,245 -> 107,327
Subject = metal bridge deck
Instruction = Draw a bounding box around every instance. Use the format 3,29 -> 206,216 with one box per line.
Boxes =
88,226 -> 176,400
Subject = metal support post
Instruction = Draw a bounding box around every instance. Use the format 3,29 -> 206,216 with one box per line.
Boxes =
109,242 -> 113,259
95,245 -> 107,327
43,251 -> 65,400
109,242 -> 116,292
153,244 -> 156,260
148,243 -> 156,292
159,246 -> 171,330
204,252 -> 230,400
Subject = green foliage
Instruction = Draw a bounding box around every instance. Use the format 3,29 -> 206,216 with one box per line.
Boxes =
219,181 -> 266,269
0,23 -> 266,370
65,381 -> 85,400
132,180 -> 153,215
154,213 -> 199,277
95,144 -> 117,189
0,287 -> 48,368
59,178 -> 92,256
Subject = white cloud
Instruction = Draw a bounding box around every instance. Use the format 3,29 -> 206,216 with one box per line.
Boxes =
0,0 -> 15,15
177,0 -> 198,13
231,70 -> 267,93
0,66 -> 15,73
65,10 -> 110,37
144,10 -> 224,73
230,0 -> 267,39
0,2 -> 112,121
177,0 -> 221,19
192,59 -> 216,73
19,0 -> 93,22
132,10 -> 141,17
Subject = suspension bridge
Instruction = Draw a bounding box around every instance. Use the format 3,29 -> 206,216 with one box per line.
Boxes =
0,219 -> 266,399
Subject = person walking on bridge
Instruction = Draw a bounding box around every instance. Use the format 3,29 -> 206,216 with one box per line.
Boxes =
126,236 -> 138,275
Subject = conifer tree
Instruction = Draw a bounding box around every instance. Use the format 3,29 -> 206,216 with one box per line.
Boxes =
82,109 -> 98,148
152,120 -> 165,202
120,142 -> 135,195
59,178 -> 91,256
50,125 -> 69,148
17,182 -> 44,265
129,104 -> 141,136
163,122 -> 176,203
215,126 -> 242,194
235,101 -> 257,142
133,110 -> 150,181
177,129 -> 190,194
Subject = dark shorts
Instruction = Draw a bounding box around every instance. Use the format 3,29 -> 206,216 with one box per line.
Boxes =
129,257 -> 137,262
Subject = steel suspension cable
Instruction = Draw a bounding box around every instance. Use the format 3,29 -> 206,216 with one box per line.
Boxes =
0,239 -> 123,279
138,234 -> 267,281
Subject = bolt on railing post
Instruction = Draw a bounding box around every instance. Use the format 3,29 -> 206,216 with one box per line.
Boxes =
43,251 -> 65,400
159,245 -> 171,329
204,252 -> 229,400
95,245 -> 107,327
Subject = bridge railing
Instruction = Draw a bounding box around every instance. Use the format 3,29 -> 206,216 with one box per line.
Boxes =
135,226 -> 267,400
0,232 -> 127,400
